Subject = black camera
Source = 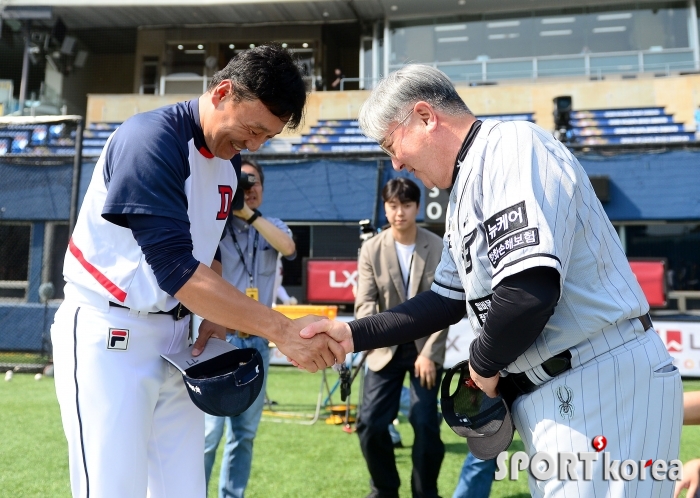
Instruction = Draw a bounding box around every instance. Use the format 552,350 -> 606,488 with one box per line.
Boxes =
553,95 -> 573,143
231,172 -> 257,211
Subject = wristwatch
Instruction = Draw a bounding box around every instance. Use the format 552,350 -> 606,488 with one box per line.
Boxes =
245,209 -> 261,224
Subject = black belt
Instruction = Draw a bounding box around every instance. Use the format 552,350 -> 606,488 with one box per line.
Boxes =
500,313 -> 653,402
638,312 -> 653,332
501,350 -> 573,401
109,301 -> 191,321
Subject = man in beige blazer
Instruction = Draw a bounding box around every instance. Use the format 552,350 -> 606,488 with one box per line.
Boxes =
355,178 -> 448,498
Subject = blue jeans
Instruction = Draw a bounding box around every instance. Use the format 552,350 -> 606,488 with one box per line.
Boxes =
204,334 -> 270,498
452,452 -> 496,498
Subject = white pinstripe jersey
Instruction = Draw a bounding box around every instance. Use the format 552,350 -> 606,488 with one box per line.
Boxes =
431,119 -> 649,373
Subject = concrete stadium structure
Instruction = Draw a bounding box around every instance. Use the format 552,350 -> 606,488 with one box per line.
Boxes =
1,0 -> 699,115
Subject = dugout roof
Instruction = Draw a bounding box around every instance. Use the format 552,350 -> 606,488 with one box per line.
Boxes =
0,0 -> 675,29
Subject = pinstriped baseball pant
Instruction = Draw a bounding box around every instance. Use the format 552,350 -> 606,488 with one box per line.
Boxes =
512,327 -> 683,498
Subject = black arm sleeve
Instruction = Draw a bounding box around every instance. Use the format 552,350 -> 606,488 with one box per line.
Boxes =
127,214 -> 200,297
469,266 -> 560,378
349,290 -> 466,352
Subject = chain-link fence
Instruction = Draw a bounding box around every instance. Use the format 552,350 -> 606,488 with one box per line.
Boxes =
0,116 -> 82,370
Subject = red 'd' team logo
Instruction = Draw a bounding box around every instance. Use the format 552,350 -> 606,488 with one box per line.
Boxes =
665,331 -> 682,353
107,328 -> 129,350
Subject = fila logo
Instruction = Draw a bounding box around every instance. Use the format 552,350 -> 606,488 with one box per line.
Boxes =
665,330 -> 682,353
107,328 -> 129,350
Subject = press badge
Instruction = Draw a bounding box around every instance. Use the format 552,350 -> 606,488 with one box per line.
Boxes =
245,287 -> 259,301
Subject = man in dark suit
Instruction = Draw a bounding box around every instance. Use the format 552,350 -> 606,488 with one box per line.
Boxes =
355,177 -> 448,498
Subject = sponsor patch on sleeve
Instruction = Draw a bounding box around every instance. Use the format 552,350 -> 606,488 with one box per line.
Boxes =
484,201 -> 528,247
468,294 -> 493,327
487,227 -> 540,268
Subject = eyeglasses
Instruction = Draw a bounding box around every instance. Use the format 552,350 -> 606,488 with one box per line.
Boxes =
378,110 -> 413,157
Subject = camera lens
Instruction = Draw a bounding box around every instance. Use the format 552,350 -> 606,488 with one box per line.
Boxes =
240,173 -> 257,190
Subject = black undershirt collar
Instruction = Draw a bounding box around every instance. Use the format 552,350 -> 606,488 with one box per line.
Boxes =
451,119 -> 482,187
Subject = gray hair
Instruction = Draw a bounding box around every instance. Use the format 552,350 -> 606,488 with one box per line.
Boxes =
358,65 -> 473,142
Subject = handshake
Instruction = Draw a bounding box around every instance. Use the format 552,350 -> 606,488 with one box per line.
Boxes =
192,313 -> 356,373
279,316 -> 355,372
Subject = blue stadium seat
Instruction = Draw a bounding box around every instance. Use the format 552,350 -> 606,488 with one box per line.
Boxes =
292,119 -> 380,153
569,107 -> 693,145
292,113 -> 536,154
0,121 -> 122,156
478,113 -> 536,122
0,137 -> 11,155
0,130 -> 31,153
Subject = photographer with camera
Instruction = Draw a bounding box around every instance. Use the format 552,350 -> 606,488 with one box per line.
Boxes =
202,159 -> 296,498
354,178 -> 448,498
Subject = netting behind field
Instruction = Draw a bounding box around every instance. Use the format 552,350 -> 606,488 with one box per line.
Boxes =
0,303 -> 57,369
0,117 -> 80,369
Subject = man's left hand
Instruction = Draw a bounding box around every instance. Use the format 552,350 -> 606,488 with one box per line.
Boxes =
414,355 -> 437,389
232,204 -> 254,220
192,319 -> 227,356
468,362 -> 499,398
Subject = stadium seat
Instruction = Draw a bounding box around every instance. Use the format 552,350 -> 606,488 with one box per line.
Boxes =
290,113 -> 536,153
569,107 -> 694,145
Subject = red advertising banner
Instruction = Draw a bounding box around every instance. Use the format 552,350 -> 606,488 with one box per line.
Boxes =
628,259 -> 667,308
305,259 -> 358,304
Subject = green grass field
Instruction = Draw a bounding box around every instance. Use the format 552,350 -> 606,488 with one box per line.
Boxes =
1,369 -> 699,498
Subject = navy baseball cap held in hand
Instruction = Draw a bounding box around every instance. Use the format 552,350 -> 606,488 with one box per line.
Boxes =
440,359 -> 514,460
161,338 -> 264,417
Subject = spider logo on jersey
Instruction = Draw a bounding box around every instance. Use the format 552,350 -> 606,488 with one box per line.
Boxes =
556,385 -> 575,419
107,328 -> 129,350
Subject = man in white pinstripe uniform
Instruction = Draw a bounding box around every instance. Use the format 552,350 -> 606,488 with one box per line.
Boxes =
300,64 -> 683,497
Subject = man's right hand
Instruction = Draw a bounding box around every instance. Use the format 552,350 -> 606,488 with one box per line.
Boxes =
175,265 -> 335,370
274,316 -> 348,373
299,319 -> 354,355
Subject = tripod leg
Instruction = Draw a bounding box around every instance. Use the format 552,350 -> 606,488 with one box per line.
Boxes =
306,369 -> 326,425
264,391 -> 275,411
